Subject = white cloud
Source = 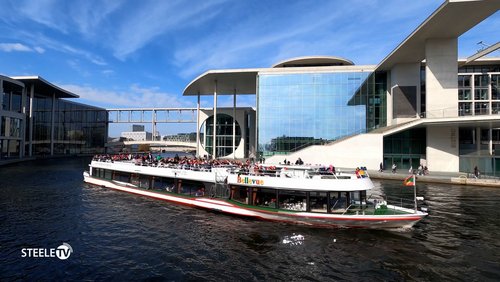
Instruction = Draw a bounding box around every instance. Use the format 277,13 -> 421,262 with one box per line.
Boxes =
15,0 -> 70,33
111,0 -> 226,60
17,31 -> 107,66
0,43 -> 35,52
33,46 -> 45,53
173,0 -> 440,78
101,69 -> 114,76
61,84 -> 192,109
70,1 -> 123,36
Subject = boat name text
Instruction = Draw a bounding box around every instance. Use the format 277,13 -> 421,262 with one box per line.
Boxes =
237,176 -> 264,185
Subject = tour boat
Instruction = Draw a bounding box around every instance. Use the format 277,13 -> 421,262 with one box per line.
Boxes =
83,156 -> 427,229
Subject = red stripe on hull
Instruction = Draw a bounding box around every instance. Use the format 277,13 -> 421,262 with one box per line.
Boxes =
84,176 -> 425,229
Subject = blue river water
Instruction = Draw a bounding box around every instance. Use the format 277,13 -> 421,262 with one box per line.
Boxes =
1,157 -> 500,281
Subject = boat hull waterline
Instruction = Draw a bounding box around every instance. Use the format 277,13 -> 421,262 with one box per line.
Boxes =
83,172 -> 426,229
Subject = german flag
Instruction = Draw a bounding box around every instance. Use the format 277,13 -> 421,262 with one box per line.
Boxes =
403,174 -> 415,186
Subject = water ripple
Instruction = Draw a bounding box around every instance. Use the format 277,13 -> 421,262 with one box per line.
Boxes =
1,159 -> 500,280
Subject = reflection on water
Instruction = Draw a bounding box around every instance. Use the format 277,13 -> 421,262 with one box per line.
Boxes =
1,157 -> 500,280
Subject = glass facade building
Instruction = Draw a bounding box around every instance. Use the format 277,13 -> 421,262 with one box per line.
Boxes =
0,78 -> 24,159
258,71 -> 386,156
30,98 -> 107,155
0,76 -> 107,161
455,64 -> 500,175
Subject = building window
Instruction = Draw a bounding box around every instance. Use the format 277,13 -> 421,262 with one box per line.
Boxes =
459,102 -> 473,116
474,75 -> 489,101
492,102 -> 500,114
458,75 -> 473,115
383,128 -> 426,171
474,89 -> 489,100
458,89 -> 472,100
458,75 -> 471,87
492,75 -> 500,100
474,102 -> 489,115
258,71 -> 377,156
200,114 -> 241,158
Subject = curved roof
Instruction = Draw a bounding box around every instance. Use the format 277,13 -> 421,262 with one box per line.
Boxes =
272,56 -> 354,68
183,69 -> 261,96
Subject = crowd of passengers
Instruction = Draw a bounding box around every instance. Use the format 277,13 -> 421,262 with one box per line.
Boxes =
93,153 -> 251,171
92,153 -> 365,177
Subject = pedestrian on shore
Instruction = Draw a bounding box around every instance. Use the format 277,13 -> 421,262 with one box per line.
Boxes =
379,162 -> 384,172
474,166 -> 479,179
391,163 -> 397,174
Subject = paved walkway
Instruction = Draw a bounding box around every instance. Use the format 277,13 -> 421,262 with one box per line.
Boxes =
367,169 -> 500,188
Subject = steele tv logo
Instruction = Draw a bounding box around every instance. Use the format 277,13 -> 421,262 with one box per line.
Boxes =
21,243 -> 73,260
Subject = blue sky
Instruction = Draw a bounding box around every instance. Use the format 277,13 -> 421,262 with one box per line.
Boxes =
0,0 -> 499,136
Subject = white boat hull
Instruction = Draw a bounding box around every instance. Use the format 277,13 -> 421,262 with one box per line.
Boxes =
83,172 -> 426,229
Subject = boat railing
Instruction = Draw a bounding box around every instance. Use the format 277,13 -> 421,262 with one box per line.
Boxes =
92,157 -> 367,181
339,195 -> 418,215
384,195 -> 415,210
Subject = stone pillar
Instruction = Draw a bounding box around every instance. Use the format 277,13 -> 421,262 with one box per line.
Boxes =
489,127 -> 493,155
425,38 -> 458,118
427,126 -> 459,172
476,126 -> 481,155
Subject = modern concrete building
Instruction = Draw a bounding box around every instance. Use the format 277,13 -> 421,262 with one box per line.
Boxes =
132,124 -> 145,132
121,124 -> 153,141
0,75 -> 107,161
183,0 -> 500,175
121,131 -> 153,141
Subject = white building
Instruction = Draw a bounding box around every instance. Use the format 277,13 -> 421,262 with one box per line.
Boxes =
182,0 -> 500,175
121,131 -> 152,141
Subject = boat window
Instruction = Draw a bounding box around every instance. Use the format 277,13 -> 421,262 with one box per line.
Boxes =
330,191 -> 349,212
152,177 -> 175,192
139,175 -> 150,189
94,168 -> 103,178
350,191 -> 367,206
309,192 -> 328,213
113,172 -> 130,182
130,174 -> 139,186
179,180 -> 205,196
179,181 -> 191,195
104,169 -> 112,180
253,188 -> 277,208
230,186 -> 249,204
278,190 -> 307,211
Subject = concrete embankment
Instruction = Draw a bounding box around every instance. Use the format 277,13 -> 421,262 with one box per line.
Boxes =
368,171 -> 500,188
